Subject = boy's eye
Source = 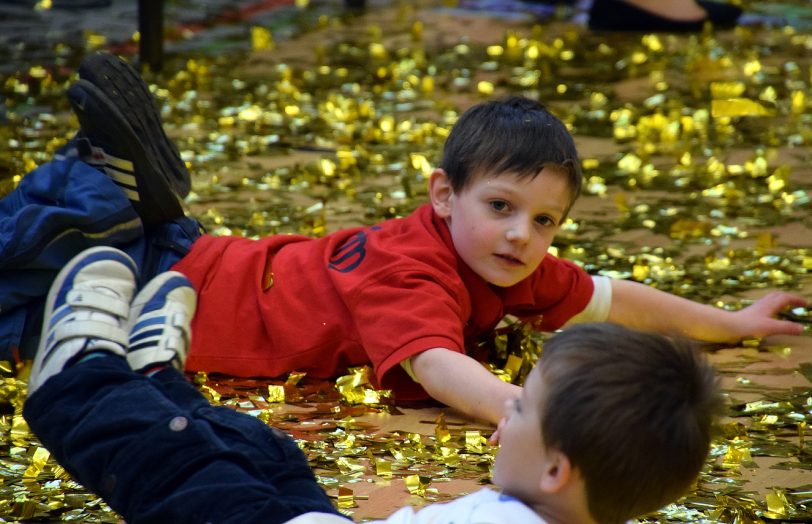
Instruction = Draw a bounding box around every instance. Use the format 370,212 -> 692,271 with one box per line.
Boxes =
490,200 -> 508,212
535,215 -> 555,227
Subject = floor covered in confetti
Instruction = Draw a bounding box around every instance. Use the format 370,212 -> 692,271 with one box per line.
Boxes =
2,0 -> 812,521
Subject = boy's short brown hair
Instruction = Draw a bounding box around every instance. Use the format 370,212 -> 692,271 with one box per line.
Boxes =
439,96 -> 582,212
538,323 -> 722,524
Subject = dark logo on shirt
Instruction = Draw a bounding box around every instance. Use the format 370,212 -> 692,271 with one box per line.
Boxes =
328,226 -> 380,273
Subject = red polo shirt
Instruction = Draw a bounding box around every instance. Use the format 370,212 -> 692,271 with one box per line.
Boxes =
172,204 -> 593,400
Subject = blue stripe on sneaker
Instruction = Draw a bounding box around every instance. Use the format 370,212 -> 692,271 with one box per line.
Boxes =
130,338 -> 165,352
131,316 -> 165,331
48,305 -> 73,330
139,276 -> 191,315
130,326 -> 164,345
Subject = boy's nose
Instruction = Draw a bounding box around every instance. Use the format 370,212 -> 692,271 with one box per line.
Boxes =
505,221 -> 530,243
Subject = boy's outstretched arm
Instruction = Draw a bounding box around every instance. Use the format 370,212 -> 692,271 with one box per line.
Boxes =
410,348 -> 521,425
607,279 -> 806,343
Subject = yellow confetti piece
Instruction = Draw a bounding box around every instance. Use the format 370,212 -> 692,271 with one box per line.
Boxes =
710,81 -> 746,99
285,372 -> 306,386
465,431 -> 487,454
336,486 -> 356,509
375,459 -> 392,478
251,26 -> 274,51
434,413 -> 451,444
199,385 -> 221,403
766,489 -> 789,515
722,438 -> 754,469
404,474 -> 431,496
504,354 -> 523,382
477,81 -> 494,96
267,385 -> 285,403
23,447 -> 50,479
711,99 -> 774,118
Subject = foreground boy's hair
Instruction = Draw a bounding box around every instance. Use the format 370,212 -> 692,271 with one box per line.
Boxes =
440,96 -> 583,206
540,323 -> 722,523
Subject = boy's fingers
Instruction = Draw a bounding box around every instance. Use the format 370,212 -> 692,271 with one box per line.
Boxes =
767,319 -> 804,337
488,417 -> 506,445
757,292 -> 807,313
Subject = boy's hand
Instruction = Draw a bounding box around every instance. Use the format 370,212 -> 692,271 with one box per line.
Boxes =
731,291 -> 807,340
608,279 -> 807,344
488,417 -> 506,446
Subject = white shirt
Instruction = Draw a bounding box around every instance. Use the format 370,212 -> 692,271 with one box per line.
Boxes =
285,488 -> 546,524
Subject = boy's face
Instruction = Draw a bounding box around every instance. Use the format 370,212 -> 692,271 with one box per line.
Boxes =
492,365 -> 549,501
434,167 -> 570,287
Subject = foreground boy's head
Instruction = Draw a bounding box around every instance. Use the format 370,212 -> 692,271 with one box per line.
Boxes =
493,322 -> 722,524
429,97 -> 584,287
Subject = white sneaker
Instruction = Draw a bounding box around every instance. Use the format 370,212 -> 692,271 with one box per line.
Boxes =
126,272 -> 197,373
28,247 -> 137,396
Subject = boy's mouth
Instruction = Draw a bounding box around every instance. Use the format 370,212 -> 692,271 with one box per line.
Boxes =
494,253 -> 524,266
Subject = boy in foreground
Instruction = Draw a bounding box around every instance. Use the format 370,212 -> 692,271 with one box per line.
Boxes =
25,247 -> 723,524
1,52 -> 803,425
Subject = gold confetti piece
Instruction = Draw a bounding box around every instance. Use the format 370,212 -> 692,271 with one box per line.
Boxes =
336,486 -> 356,509
759,415 -> 778,425
766,489 -> 789,515
22,447 -> 50,479
267,385 -> 285,403
477,81 -> 494,96
251,26 -> 274,51
465,431 -> 487,454
434,413 -> 451,444
285,372 -> 306,386
504,354 -> 523,382
722,438 -> 755,470
335,457 -> 365,474
199,385 -> 221,403
711,99 -> 774,118
404,474 -> 431,496
375,459 -> 392,478
710,81 -> 746,99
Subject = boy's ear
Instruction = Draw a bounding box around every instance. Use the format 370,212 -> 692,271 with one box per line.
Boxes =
539,449 -> 573,494
428,168 -> 453,218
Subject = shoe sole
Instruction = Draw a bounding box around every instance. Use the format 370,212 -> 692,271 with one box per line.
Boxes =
78,52 -> 191,198
30,247 -> 137,393
68,79 -> 185,227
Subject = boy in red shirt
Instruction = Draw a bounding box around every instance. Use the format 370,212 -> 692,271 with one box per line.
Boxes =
1,52 -> 805,424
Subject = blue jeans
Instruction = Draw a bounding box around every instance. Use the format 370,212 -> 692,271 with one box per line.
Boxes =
23,357 -> 346,524
0,148 -> 202,360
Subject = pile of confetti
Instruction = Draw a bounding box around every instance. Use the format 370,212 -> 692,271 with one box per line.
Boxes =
2,0 -> 812,521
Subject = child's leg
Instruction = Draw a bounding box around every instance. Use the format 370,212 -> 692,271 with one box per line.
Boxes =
124,270 -> 342,520
26,358 -> 344,524
0,151 -> 142,358
24,247 -> 346,524
1,51 -> 201,361
152,367 -> 338,512
0,152 -> 201,360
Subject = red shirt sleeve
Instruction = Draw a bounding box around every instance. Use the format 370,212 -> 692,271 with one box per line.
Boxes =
506,255 -> 594,330
341,269 -> 469,400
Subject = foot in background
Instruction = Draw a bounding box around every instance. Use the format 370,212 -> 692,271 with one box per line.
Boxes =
588,0 -> 741,32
